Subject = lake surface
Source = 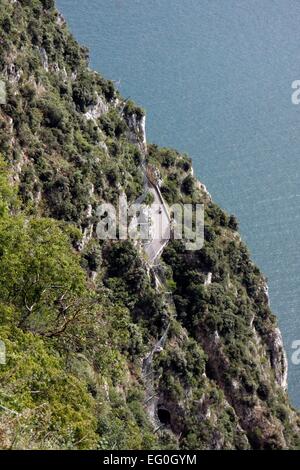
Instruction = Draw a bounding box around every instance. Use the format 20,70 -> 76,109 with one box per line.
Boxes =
57,0 -> 300,407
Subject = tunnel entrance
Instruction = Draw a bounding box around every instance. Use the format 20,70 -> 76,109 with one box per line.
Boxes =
157,405 -> 171,425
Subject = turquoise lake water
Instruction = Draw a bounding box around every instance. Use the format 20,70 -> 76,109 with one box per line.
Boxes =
57,0 -> 300,407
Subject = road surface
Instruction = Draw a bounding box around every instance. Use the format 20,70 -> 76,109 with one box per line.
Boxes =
144,183 -> 170,264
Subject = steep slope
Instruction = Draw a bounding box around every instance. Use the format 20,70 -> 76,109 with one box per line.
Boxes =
0,0 -> 299,450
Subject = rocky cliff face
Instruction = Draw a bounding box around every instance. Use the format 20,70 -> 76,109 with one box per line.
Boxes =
0,0 -> 299,450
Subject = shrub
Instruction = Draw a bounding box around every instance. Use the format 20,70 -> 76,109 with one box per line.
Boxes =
181,175 -> 194,195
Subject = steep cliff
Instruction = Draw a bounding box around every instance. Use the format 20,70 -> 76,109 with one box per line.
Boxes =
0,0 -> 299,450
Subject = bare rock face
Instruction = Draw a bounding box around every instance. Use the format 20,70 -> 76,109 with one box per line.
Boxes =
254,279 -> 288,390
84,94 -> 108,121
267,327 -> 288,390
78,224 -> 94,252
204,272 -> 212,286
4,63 -> 22,83
124,112 -> 147,155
